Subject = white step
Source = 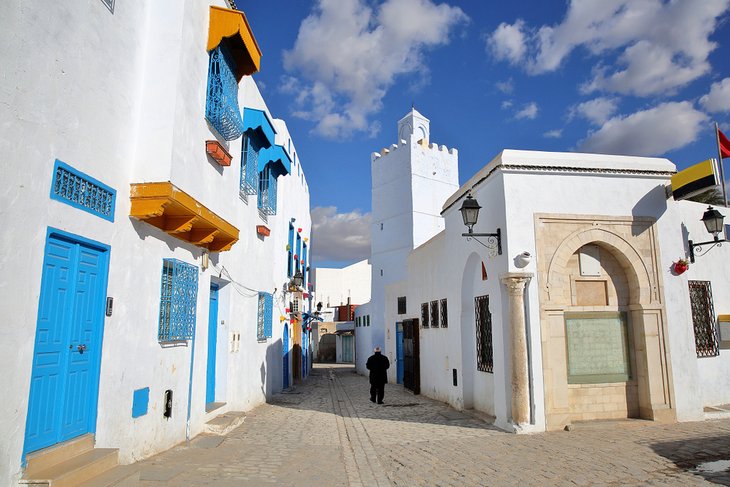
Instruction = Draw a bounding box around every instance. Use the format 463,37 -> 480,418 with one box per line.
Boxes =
21,448 -> 119,487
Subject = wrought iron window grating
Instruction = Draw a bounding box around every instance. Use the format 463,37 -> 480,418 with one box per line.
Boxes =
158,259 -> 199,342
257,292 -> 273,340
205,46 -> 244,141
421,303 -> 429,328
475,295 -> 493,373
50,160 -> 116,221
689,280 -> 720,357
258,164 -> 277,215
440,298 -> 448,328
240,134 -> 259,197
397,296 -> 407,315
430,301 -> 439,330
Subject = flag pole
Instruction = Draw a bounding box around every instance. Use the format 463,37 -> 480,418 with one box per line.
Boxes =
716,122 -> 728,207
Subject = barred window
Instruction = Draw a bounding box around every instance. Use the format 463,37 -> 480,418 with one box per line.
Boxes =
440,298 -> 448,328
258,163 -> 277,215
430,301 -> 439,329
257,292 -> 273,341
689,280 -> 719,357
158,259 -> 199,342
205,46 -> 244,141
397,296 -> 407,315
51,159 -> 116,221
475,295 -> 493,373
240,134 -> 260,198
421,303 -> 429,328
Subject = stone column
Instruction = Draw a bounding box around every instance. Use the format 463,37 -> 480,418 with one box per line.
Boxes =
500,272 -> 533,426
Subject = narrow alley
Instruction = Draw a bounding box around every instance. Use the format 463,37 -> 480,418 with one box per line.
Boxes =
125,364 -> 730,486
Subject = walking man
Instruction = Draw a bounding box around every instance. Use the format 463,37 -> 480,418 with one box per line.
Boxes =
366,346 -> 390,404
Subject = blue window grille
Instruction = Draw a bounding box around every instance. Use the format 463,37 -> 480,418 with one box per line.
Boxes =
50,159 -> 116,221
159,259 -> 199,342
295,233 -> 302,270
257,292 -> 273,340
205,46 -> 244,141
240,134 -> 260,198
257,164 -> 277,215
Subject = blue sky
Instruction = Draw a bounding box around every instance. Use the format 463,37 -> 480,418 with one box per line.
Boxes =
241,0 -> 730,268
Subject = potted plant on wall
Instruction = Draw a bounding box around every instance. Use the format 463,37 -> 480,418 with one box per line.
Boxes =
673,258 -> 689,275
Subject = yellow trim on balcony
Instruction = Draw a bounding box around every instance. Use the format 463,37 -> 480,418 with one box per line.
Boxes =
130,182 -> 239,252
207,6 -> 261,80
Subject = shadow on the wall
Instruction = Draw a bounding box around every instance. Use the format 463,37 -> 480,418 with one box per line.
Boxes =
631,184 -> 668,236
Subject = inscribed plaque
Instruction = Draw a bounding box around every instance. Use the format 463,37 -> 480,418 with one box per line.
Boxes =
565,312 -> 630,384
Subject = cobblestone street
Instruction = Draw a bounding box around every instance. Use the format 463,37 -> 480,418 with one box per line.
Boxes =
132,364 -> 730,486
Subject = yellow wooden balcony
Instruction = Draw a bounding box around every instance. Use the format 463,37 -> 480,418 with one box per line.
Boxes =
130,182 -> 239,252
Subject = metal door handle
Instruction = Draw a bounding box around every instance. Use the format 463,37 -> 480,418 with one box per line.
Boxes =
77,344 -> 87,353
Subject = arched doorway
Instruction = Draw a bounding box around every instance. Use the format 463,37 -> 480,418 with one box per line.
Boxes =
536,217 -> 675,430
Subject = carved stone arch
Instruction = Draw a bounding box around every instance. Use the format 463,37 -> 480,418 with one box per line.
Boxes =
545,227 -> 654,306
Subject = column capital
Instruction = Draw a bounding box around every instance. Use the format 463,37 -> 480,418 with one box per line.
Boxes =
500,272 -> 533,294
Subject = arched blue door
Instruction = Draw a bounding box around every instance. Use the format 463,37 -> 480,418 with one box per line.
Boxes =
283,325 -> 289,389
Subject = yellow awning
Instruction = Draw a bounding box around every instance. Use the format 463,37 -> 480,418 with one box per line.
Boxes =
207,6 -> 261,80
130,182 -> 239,252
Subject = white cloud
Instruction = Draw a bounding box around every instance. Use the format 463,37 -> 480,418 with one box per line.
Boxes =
543,129 -> 562,139
700,77 -> 730,113
283,0 -> 468,139
310,206 -> 372,263
515,102 -> 538,120
578,101 -> 708,156
489,0 -> 730,96
569,97 -> 618,125
496,78 -> 514,94
487,20 -> 526,64
501,100 -> 513,110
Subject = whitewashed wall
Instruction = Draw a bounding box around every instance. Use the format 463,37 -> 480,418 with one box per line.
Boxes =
313,259 -> 371,308
0,1 -> 311,484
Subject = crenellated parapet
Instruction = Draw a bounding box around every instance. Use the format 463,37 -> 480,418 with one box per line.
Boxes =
371,137 -> 457,161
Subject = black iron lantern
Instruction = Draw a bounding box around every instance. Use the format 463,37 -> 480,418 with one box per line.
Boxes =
459,194 -> 481,233
701,206 -> 725,237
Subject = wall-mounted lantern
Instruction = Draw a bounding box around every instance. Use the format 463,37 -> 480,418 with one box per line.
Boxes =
459,194 -> 502,257
689,206 -> 727,263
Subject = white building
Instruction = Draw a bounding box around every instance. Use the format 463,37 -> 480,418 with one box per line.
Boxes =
311,260 -> 371,364
356,108 -> 459,374
0,2 -> 312,485
365,111 -> 730,433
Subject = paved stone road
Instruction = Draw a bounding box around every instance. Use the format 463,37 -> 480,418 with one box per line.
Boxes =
133,364 -> 730,486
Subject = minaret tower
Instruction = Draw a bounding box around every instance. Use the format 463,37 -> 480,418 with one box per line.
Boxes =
368,108 -> 459,344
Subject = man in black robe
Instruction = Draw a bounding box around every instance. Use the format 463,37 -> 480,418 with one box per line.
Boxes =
366,347 -> 390,404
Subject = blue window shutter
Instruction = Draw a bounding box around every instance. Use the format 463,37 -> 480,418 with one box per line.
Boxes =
132,388 -> 150,418
50,159 -> 116,221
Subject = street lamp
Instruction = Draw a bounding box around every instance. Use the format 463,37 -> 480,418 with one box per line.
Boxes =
458,194 -> 502,256
689,206 -> 727,263
292,269 -> 304,288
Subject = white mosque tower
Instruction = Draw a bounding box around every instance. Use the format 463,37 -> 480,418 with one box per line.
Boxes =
367,108 -> 460,346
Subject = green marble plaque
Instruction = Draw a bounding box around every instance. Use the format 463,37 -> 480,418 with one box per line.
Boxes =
565,312 -> 631,384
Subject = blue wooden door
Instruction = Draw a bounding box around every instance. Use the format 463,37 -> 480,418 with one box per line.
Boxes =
282,325 -> 289,389
342,335 -> 353,362
25,232 -> 108,456
396,323 -> 404,384
206,284 -> 219,405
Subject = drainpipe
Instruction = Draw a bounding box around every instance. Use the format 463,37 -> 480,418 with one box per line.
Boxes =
185,318 -> 198,442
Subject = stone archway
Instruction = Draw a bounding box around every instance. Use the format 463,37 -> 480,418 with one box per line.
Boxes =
535,215 -> 675,430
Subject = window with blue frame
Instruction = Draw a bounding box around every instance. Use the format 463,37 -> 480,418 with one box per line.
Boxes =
288,223 -> 294,277
240,134 -> 260,198
302,242 -> 308,287
205,45 -> 244,141
158,259 -> 199,342
295,233 -> 302,272
257,164 -> 277,215
257,292 -> 273,340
